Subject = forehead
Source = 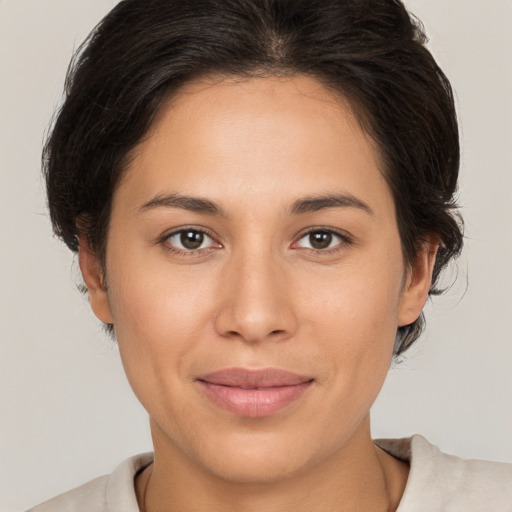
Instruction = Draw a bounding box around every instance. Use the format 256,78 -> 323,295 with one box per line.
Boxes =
118,74 -> 392,215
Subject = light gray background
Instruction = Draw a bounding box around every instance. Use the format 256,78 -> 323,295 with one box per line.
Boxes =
1,1 -> 511,510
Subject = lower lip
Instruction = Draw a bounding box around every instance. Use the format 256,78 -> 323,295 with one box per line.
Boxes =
198,381 -> 313,417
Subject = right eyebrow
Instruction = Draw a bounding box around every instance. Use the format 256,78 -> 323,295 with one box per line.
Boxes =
139,193 -> 227,217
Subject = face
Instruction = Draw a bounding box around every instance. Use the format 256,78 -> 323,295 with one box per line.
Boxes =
81,75 -> 434,482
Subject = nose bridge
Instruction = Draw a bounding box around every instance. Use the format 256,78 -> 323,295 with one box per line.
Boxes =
214,242 -> 297,343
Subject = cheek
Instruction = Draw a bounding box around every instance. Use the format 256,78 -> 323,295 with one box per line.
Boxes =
303,260 -> 402,343
298,254 -> 403,392
105,254 -> 219,397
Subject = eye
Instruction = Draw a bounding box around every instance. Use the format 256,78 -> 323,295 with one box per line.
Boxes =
164,229 -> 218,252
295,230 -> 345,251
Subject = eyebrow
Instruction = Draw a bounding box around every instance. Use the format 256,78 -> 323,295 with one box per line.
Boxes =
139,192 -> 373,217
289,194 -> 373,216
140,193 -> 226,216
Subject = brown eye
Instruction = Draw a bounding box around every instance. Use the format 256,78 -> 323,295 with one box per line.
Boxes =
309,231 -> 333,249
295,230 -> 345,251
166,229 -> 216,252
180,230 -> 204,249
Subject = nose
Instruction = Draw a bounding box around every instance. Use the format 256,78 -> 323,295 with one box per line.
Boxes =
214,250 -> 298,344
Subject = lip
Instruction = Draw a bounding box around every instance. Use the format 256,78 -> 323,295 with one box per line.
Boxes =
196,368 -> 314,418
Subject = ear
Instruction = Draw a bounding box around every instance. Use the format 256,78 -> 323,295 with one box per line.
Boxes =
78,237 -> 113,324
398,238 -> 439,327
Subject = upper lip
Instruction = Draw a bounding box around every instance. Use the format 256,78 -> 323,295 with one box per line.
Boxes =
197,368 -> 313,388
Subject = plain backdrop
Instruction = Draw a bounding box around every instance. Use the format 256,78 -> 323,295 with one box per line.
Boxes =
1,1 -> 511,510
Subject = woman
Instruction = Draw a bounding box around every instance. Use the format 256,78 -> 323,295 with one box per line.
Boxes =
27,0 -> 511,510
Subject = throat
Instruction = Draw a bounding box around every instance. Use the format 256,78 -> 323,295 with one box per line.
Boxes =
138,445 -> 408,512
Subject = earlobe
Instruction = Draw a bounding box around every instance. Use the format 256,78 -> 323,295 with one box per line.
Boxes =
77,237 -> 113,324
398,239 -> 439,327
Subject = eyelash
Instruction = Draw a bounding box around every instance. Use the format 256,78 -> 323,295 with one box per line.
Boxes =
160,227 -> 220,256
159,227 -> 352,256
292,227 -> 352,255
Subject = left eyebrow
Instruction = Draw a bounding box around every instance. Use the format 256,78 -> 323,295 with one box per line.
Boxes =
289,194 -> 374,216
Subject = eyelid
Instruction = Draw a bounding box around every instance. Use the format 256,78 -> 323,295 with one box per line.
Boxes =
156,225 -> 352,256
159,226 -> 222,254
291,227 -> 353,252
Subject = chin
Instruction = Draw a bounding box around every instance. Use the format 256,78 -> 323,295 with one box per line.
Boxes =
182,424 -> 328,484
202,448 -> 311,484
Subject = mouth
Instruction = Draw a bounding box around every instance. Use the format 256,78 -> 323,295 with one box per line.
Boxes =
196,368 -> 314,418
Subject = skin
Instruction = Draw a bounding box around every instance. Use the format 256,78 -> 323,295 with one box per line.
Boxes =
79,75 -> 437,511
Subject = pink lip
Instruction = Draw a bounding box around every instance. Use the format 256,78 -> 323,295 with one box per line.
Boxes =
197,368 -> 314,418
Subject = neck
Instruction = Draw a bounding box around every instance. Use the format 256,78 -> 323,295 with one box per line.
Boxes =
137,417 -> 408,512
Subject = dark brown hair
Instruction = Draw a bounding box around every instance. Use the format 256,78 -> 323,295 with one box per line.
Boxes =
44,0 -> 463,354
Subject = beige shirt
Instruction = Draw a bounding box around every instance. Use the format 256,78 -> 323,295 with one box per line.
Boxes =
28,435 -> 512,511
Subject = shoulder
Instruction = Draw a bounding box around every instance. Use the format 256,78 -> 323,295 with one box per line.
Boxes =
26,453 -> 153,512
27,474 -> 110,512
375,435 -> 512,512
